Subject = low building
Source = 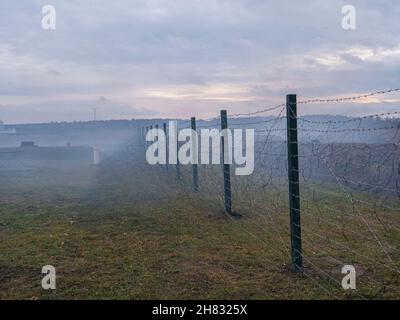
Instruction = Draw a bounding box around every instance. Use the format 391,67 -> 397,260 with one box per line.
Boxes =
0,142 -> 101,170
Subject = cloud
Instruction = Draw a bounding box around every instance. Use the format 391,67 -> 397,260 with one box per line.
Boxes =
0,0 -> 399,123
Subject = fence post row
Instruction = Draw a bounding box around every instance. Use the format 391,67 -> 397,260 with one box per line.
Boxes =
286,94 -> 303,272
139,96 -> 304,271
220,110 -> 232,215
191,117 -> 199,192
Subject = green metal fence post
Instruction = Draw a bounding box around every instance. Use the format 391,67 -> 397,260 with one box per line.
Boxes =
191,117 -> 199,192
221,110 -> 232,214
286,94 -> 303,272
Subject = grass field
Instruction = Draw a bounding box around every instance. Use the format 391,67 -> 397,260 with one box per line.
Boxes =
0,153 -> 399,300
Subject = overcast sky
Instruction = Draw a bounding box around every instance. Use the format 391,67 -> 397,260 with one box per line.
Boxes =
0,0 -> 399,123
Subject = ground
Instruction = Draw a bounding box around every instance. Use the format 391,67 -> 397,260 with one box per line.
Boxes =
0,157 -> 399,300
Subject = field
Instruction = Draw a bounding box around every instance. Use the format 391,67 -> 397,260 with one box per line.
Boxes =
0,144 -> 399,300
2,0 -> 400,302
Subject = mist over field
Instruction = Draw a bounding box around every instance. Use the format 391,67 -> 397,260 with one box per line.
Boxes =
0,0 -> 400,304
0,112 -> 399,300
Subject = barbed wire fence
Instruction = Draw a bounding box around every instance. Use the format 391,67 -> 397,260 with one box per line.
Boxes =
136,88 -> 400,299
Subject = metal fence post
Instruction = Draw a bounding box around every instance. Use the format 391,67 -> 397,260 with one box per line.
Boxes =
163,122 -> 168,170
155,125 -> 159,164
150,125 -> 153,142
191,117 -> 199,192
221,110 -> 232,214
149,125 -> 153,150
145,126 -> 149,148
142,127 -> 145,146
176,123 -> 181,181
286,94 -> 303,272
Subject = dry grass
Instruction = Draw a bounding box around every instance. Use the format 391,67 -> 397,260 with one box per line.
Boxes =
0,154 -> 399,299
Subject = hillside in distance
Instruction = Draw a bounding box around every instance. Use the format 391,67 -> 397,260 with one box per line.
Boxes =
1,112 -> 399,147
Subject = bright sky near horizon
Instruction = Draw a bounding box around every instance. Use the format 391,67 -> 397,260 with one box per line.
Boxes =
0,0 -> 399,123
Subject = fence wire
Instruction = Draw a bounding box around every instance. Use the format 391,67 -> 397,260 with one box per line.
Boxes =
133,88 -> 400,299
